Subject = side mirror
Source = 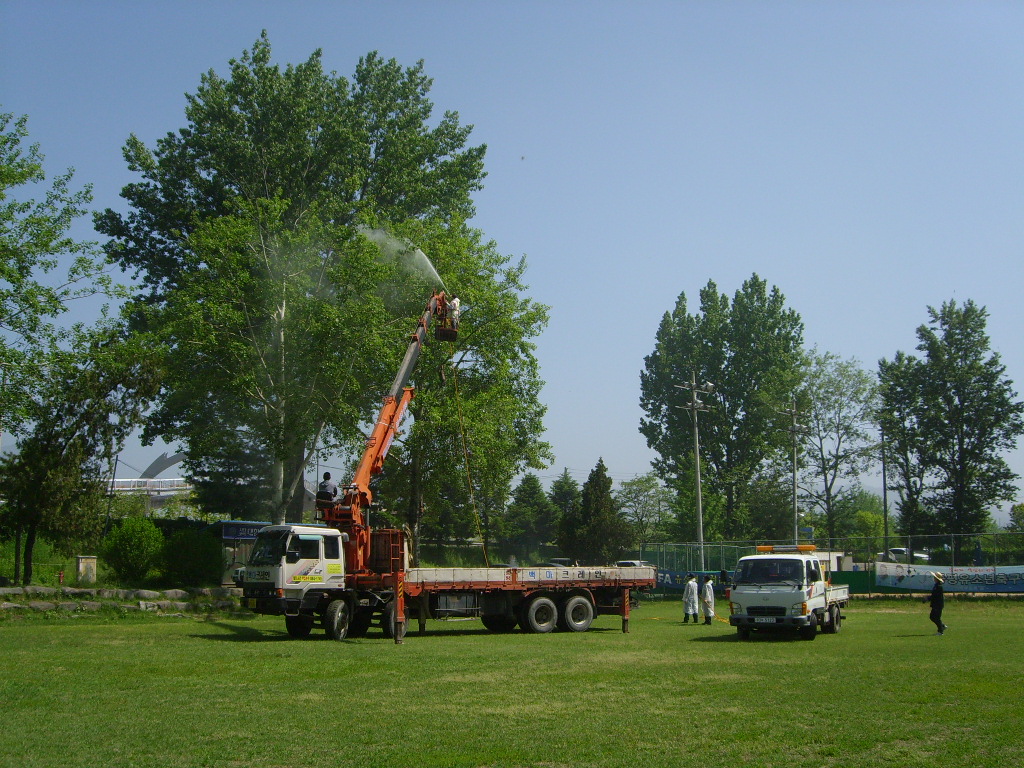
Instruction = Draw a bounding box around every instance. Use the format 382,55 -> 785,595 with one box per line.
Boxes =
285,550 -> 300,564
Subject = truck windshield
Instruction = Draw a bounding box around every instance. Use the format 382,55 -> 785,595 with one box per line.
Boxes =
248,531 -> 289,566
736,558 -> 803,585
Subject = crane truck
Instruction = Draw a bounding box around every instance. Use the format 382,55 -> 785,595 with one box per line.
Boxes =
727,545 -> 849,640
235,291 -> 656,642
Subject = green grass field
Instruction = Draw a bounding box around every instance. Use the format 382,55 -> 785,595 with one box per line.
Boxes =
1,597 -> 1021,768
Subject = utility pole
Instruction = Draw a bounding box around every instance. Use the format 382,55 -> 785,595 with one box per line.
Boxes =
880,424 -> 889,555
676,373 -> 714,572
778,398 -> 808,545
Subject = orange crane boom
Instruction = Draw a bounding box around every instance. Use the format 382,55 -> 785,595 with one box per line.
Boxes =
320,291 -> 454,576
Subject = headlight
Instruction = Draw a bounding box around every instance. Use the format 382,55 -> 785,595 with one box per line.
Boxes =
792,602 -> 807,615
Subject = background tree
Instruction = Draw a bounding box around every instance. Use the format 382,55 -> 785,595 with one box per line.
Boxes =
498,473 -> 557,561
1007,503 -> 1024,533
881,301 -> 1023,549
94,36 -> 496,524
556,459 -> 632,565
913,300 -> 1024,543
548,468 -> 582,554
0,324 -> 159,583
798,348 -> 879,540
640,274 -> 804,540
877,351 -> 933,535
1,111 -> 119,437
615,472 -> 673,543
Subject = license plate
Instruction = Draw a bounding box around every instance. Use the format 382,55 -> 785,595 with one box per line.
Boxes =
754,617 -> 776,624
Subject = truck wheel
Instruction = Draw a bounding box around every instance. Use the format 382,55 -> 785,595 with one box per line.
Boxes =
481,615 -> 519,633
285,615 -> 313,639
348,609 -> 372,638
737,627 -> 751,640
822,605 -> 841,634
381,600 -> 407,640
799,613 -> 818,641
324,599 -> 351,641
559,595 -> 594,632
831,606 -> 842,633
521,596 -> 558,634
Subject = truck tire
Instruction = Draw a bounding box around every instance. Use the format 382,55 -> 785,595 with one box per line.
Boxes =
381,600 -> 407,640
285,614 -> 313,639
521,596 -> 558,634
481,615 -> 519,633
822,605 -> 841,634
348,608 -> 372,638
324,599 -> 351,641
799,612 -> 818,641
559,595 -> 594,632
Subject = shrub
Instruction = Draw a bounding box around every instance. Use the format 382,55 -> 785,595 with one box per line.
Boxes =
163,528 -> 224,587
101,517 -> 165,583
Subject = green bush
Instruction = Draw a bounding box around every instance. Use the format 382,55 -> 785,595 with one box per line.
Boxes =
101,517 -> 165,583
163,528 -> 224,587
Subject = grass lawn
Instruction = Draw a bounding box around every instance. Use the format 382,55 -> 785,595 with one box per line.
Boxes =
1,597 -> 1021,768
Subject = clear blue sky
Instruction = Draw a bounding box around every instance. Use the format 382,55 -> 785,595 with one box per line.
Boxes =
2,1 -> 1022,518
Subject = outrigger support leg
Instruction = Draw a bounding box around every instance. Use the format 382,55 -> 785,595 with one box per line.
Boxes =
621,587 -> 631,633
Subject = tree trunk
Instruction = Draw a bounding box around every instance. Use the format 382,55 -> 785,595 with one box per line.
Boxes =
271,458 -> 286,525
285,444 -> 307,524
14,524 -> 23,585
22,521 -> 37,585
405,452 -> 423,566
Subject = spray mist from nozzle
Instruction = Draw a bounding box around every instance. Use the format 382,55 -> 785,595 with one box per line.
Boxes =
357,225 -> 448,293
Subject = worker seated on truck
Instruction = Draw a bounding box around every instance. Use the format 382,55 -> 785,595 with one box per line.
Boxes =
316,471 -> 338,504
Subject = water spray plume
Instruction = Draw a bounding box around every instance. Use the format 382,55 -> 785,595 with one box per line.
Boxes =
357,225 -> 448,293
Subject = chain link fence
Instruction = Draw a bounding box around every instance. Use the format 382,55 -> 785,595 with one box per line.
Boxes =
631,532 -> 1024,595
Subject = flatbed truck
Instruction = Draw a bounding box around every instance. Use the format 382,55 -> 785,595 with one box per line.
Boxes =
234,289 -> 655,641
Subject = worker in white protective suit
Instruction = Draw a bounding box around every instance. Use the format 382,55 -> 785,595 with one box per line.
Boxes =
701,574 -> 715,625
682,574 -> 699,624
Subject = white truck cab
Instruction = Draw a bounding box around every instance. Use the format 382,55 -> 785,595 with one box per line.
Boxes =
234,525 -> 351,635
728,545 -> 849,640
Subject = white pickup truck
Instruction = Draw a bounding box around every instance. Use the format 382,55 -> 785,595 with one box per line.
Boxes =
728,545 -> 849,640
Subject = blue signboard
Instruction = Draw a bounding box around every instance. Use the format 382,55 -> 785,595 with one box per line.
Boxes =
221,521 -> 267,541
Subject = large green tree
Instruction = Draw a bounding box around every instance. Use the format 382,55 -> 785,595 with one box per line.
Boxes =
1,111 -> 119,435
798,348 -> 879,540
640,275 -> 804,540
880,300 -> 1023,544
94,36 -> 550,525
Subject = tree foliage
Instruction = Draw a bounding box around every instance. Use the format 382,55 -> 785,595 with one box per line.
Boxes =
1,110 -> 120,435
640,275 -> 804,540
879,300 -> 1024,539
94,35 -> 547,526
